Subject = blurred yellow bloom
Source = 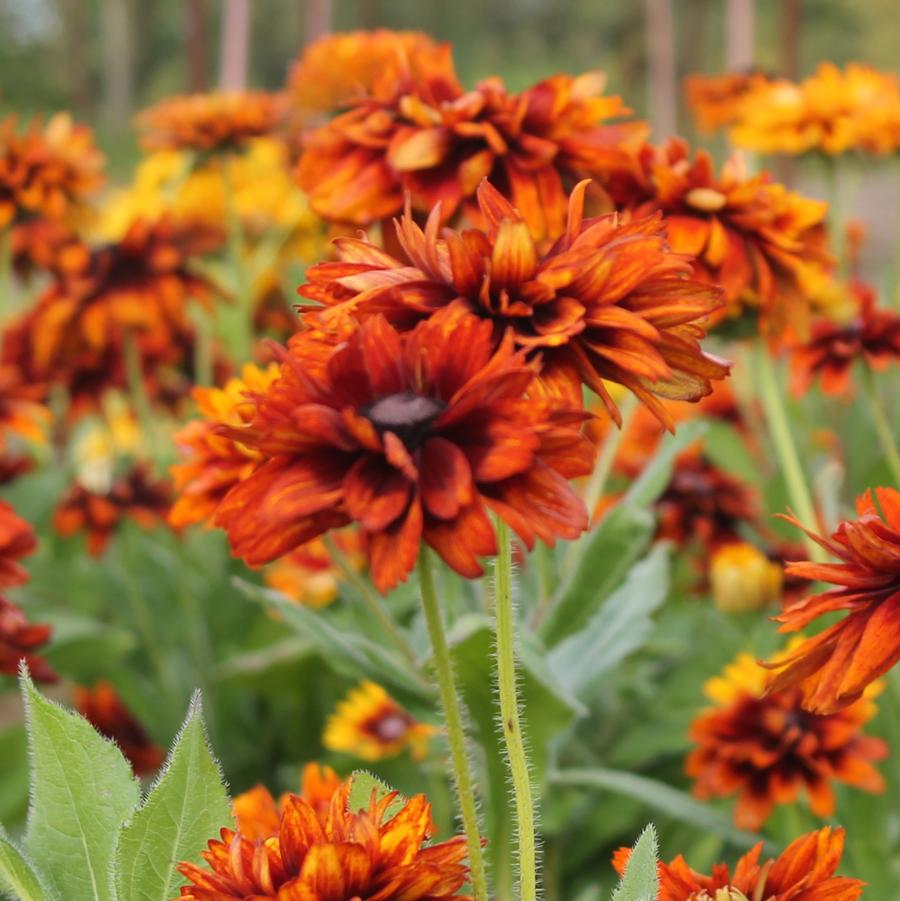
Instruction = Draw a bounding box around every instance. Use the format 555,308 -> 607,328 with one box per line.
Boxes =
73,399 -> 141,493
709,542 -> 782,614
323,680 -> 437,762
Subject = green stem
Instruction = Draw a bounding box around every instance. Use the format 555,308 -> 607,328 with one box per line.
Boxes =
223,153 -> 252,362
323,534 -> 421,674
192,304 -> 215,387
493,518 -> 538,901
756,342 -> 825,563
861,365 -> 900,484
124,330 -> 163,468
418,549 -> 489,901
0,225 -> 13,333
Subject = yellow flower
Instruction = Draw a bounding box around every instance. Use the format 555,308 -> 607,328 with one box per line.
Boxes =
323,681 -> 437,762
709,542 -> 782,614
72,399 -> 142,493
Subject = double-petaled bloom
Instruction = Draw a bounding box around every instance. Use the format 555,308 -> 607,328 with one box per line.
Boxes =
296,40 -> 647,241
614,138 -> 831,340
687,645 -> 886,829
137,91 -> 287,154
790,280 -> 900,397
169,363 -> 281,528
73,681 -> 165,776
614,827 -> 863,901
766,487 -> 900,715
0,113 -> 104,228
178,780 -> 471,901
324,680 -> 437,761
302,179 -> 729,428
213,308 -> 593,591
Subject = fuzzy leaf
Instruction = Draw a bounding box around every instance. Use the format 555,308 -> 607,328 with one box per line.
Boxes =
0,828 -> 53,901
547,544 -> 671,697
347,771 -> 406,822
114,694 -> 232,901
610,824 -> 658,901
21,671 -> 140,901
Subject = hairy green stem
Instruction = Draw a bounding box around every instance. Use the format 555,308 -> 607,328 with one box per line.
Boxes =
756,343 -> 825,563
418,549 -> 489,901
861,365 -> 900,485
494,518 -> 538,901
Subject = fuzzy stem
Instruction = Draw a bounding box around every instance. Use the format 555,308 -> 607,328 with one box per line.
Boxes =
494,518 -> 538,901
756,342 -> 825,563
418,549 -> 489,901
861,365 -> 900,484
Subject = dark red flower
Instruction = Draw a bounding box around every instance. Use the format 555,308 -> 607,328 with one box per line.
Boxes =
0,596 -> 56,683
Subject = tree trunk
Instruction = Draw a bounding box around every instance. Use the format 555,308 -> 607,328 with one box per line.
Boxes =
725,0 -> 754,71
219,0 -> 250,91
185,0 -> 209,92
304,0 -> 332,45
781,0 -> 802,79
59,0 -> 92,116
643,0 -> 677,139
101,0 -> 134,128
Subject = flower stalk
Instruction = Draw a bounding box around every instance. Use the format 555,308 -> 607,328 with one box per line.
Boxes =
861,364 -> 900,484
494,518 -> 538,901
223,152 -> 252,362
418,549 -> 489,901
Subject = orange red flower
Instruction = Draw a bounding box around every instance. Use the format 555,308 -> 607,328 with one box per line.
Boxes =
684,70 -> 772,133
0,499 -> 37,589
54,463 -> 171,556
766,487 -> 900,714
614,827 -> 863,901
790,281 -> 900,397
0,113 -> 104,228
0,596 -> 56,683
324,680 -> 437,761
137,91 -> 287,154
178,780 -> 471,900
73,681 -> 165,776
296,43 -> 647,240
212,309 -> 593,592
169,363 -> 280,529
303,179 -> 729,427
615,138 -> 831,340
687,645 -> 886,829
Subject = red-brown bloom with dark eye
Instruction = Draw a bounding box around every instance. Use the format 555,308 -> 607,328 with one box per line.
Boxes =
765,487 -> 900,715
790,280 -> 900,397
54,464 -> 172,557
296,42 -> 647,241
302,180 -> 729,428
178,782 -> 471,901
614,827 -> 863,901
0,596 -> 57,683
73,681 -> 165,776
213,309 -> 593,592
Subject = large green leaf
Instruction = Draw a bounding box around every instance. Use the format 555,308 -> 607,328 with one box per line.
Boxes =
347,771 -> 406,822
547,544 -> 671,697
22,672 -> 140,901
609,824 -> 658,901
539,504 -> 655,647
114,694 -> 232,901
0,828 -> 52,901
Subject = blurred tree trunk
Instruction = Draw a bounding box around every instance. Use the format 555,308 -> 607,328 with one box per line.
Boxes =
781,0 -> 802,79
219,0 -> 250,90
185,0 -> 209,92
59,0 -> 92,116
644,0 -> 677,139
359,0 -> 380,29
101,0 -> 134,128
725,0 -> 754,70
304,0 -> 332,45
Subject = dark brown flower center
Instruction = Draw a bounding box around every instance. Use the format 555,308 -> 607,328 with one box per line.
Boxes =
363,392 -> 445,449
370,713 -> 412,742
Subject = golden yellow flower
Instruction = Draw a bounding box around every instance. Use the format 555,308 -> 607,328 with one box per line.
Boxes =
709,542 -> 783,614
323,681 -> 437,762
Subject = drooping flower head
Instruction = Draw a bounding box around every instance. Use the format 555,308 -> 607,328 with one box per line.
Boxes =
0,113 -> 105,228
614,138 -> 832,340
687,643 -> 886,829
684,70 -> 773,133
212,309 -> 593,592
73,681 -> 165,777
232,762 -> 343,842
169,363 -> 280,529
324,680 -> 437,762
765,487 -> 900,714
296,41 -> 647,241
613,827 -> 863,901
302,179 -> 729,428
137,91 -> 287,154
178,780 -> 471,900
790,280 -> 900,397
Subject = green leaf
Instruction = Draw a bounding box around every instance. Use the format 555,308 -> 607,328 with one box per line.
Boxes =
347,771 -> 406,822
114,693 -> 232,901
21,671 -> 140,901
547,544 -> 671,697
550,767 -> 771,851
0,827 -> 53,901
539,504 -> 655,647
609,824 -> 658,901
623,420 -> 707,508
